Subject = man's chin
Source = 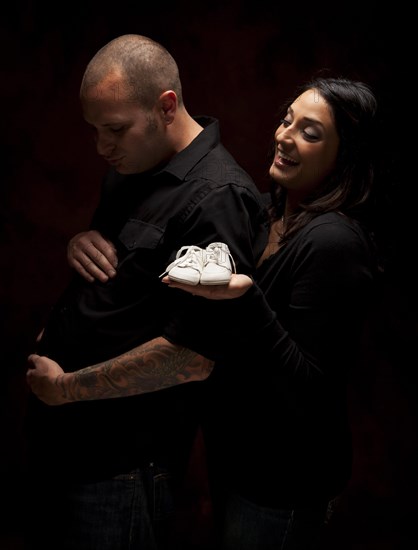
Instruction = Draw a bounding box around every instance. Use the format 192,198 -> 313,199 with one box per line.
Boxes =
114,163 -> 133,175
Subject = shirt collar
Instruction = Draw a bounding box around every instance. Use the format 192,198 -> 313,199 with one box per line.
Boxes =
155,116 -> 220,181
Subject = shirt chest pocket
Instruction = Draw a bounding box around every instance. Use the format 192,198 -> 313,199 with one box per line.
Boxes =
117,218 -> 167,277
119,218 -> 165,250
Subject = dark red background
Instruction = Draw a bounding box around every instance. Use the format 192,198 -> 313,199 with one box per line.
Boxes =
1,2 -> 416,548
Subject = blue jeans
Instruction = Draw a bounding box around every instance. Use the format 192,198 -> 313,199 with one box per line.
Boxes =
220,490 -> 330,549
25,462 -> 177,550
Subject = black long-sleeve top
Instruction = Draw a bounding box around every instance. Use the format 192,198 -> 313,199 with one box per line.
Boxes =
165,210 -> 377,507
26,117 -> 269,480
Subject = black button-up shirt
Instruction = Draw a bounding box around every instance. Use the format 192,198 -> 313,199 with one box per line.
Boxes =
29,116 -> 269,478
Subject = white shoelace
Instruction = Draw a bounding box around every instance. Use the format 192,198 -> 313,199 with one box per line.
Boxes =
159,245 -> 204,278
205,244 -> 236,272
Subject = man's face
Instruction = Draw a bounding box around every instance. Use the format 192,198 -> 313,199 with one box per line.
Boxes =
81,74 -> 170,174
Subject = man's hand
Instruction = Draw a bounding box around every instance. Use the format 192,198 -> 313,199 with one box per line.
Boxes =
161,273 -> 253,299
67,230 -> 118,283
27,354 -> 71,405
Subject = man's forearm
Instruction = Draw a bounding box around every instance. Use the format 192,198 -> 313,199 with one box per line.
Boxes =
58,337 -> 214,402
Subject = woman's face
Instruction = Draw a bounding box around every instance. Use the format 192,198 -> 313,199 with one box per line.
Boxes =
269,88 -> 340,202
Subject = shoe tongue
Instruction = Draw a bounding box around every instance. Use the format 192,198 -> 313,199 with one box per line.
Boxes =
206,249 -> 218,261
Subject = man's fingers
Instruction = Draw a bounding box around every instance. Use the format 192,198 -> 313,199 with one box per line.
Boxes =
85,243 -> 117,276
27,354 -> 37,369
27,354 -> 47,375
68,231 -> 118,281
73,259 -> 104,283
93,241 -> 118,269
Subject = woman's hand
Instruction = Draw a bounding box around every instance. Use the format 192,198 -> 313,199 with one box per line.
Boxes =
161,273 -> 253,299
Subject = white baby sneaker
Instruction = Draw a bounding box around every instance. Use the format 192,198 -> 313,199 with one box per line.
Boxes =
160,245 -> 205,286
200,242 -> 236,285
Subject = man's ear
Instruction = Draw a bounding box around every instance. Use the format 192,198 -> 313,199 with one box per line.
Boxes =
159,90 -> 177,124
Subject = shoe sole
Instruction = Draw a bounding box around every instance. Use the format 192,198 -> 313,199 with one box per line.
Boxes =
167,274 -> 200,286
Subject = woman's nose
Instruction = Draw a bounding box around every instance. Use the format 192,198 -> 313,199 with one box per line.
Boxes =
276,126 -> 293,145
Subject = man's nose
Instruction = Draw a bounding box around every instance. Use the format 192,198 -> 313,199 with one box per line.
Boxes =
96,134 -> 115,157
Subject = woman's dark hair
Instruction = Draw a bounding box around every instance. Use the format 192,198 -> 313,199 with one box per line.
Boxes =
270,76 -> 380,245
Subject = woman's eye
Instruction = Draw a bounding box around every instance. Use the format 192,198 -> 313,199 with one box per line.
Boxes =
111,127 -> 124,134
280,118 -> 291,127
303,129 -> 319,141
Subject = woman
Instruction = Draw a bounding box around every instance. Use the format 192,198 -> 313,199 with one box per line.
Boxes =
161,76 -> 382,549
27,76 -> 383,549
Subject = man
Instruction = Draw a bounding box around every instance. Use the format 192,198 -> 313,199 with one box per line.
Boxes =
24,34 -> 268,550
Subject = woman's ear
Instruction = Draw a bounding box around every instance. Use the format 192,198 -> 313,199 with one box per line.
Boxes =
159,90 -> 177,124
